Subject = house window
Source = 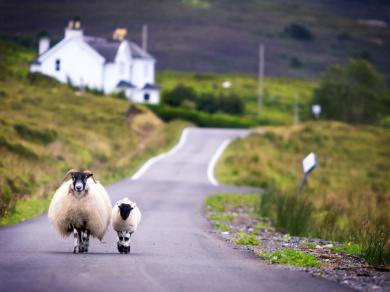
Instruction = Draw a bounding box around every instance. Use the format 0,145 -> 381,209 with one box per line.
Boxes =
55,59 -> 61,71
144,93 -> 150,103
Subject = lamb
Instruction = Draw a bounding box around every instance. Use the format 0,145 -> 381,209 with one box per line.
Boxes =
112,198 -> 142,254
48,169 -> 112,253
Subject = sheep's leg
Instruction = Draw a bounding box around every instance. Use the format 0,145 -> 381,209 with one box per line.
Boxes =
123,231 -> 131,254
77,230 -> 85,253
82,230 -> 90,253
117,231 -> 124,254
73,228 -> 79,254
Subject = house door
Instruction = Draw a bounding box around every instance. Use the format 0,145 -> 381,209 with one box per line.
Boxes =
144,93 -> 150,103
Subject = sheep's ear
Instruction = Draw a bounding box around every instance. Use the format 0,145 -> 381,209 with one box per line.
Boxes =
83,170 -> 97,183
63,169 -> 77,182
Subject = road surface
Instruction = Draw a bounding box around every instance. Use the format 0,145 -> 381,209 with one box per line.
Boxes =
0,128 -> 351,291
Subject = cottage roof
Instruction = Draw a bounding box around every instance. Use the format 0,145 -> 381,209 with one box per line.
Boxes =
84,36 -> 154,62
143,83 -> 160,90
117,80 -> 136,88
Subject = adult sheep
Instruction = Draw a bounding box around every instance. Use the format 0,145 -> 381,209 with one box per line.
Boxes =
48,169 -> 112,253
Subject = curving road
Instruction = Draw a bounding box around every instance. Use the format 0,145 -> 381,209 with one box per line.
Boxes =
0,128 -> 351,292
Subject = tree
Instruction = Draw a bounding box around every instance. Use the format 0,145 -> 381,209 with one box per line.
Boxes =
313,59 -> 390,124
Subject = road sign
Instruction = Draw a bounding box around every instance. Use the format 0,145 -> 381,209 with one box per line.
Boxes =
302,152 -> 317,174
299,152 -> 317,191
312,104 -> 321,119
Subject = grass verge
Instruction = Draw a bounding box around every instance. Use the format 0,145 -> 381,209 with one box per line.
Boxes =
259,249 -> 321,267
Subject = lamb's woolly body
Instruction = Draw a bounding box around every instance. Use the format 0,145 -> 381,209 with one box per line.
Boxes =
112,198 -> 142,233
48,179 -> 112,240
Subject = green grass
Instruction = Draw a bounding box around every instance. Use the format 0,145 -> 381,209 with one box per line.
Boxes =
0,39 -> 189,225
205,193 -> 260,213
158,71 -> 317,126
330,243 -> 362,255
216,121 -> 390,265
208,214 -> 235,222
215,222 -> 230,232
259,249 -> 321,267
303,242 -> 317,249
234,232 -> 259,246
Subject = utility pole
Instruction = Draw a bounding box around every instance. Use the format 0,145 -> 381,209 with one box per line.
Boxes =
142,24 -> 148,52
258,44 -> 265,114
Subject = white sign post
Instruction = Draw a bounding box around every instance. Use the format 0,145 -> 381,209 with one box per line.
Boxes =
312,105 -> 321,119
299,152 -> 317,191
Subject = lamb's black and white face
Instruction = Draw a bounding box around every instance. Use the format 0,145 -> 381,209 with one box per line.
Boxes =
118,203 -> 133,220
71,172 -> 92,193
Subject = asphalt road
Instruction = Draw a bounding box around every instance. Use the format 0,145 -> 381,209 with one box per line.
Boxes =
0,128 -> 351,292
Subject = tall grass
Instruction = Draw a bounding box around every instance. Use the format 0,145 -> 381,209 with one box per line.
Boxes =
262,191 -> 314,236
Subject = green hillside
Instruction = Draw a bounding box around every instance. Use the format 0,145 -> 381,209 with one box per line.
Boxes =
0,40 -> 188,225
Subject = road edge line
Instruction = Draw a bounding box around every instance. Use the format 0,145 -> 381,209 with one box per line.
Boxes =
131,127 -> 191,180
207,139 -> 231,186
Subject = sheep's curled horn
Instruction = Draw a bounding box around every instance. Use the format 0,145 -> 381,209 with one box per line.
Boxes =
83,169 -> 97,184
62,169 -> 77,182
62,169 -> 97,184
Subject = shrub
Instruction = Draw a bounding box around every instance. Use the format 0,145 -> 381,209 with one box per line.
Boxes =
163,84 -> 197,107
282,23 -> 313,41
147,104 -> 257,128
196,93 -> 219,113
313,59 -> 390,124
218,94 -> 245,115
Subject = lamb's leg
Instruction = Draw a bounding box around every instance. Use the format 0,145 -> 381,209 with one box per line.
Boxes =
123,231 -> 131,254
73,228 -> 79,254
117,231 -> 124,254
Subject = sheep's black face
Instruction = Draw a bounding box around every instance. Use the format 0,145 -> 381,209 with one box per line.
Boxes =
118,203 -> 133,220
71,172 -> 92,193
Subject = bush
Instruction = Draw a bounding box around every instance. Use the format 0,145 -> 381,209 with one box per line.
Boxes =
162,84 -> 245,115
282,23 -> 313,41
163,84 -> 197,107
313,59 -> 390,124
147,104 -> 257,128
196,93 -> 220,113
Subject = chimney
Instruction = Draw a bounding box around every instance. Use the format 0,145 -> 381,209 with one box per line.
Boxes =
39,37 -> 50,55
113,28 -> 127,41
65,17 -> 83,39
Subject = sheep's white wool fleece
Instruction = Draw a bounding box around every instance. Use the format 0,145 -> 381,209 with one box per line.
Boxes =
112,198 -> 142,233
48,179 -> 112,240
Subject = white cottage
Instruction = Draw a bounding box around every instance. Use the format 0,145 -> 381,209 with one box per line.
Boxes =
30,19 -> 160,104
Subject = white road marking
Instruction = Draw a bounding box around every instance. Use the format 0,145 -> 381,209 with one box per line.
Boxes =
131,127 -> 191,180
207,139 -> 232,186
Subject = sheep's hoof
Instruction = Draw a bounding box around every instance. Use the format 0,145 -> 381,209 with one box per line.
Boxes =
117,243 -> 124,254
123,246 -> 130,254
73,247 -> 78,254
